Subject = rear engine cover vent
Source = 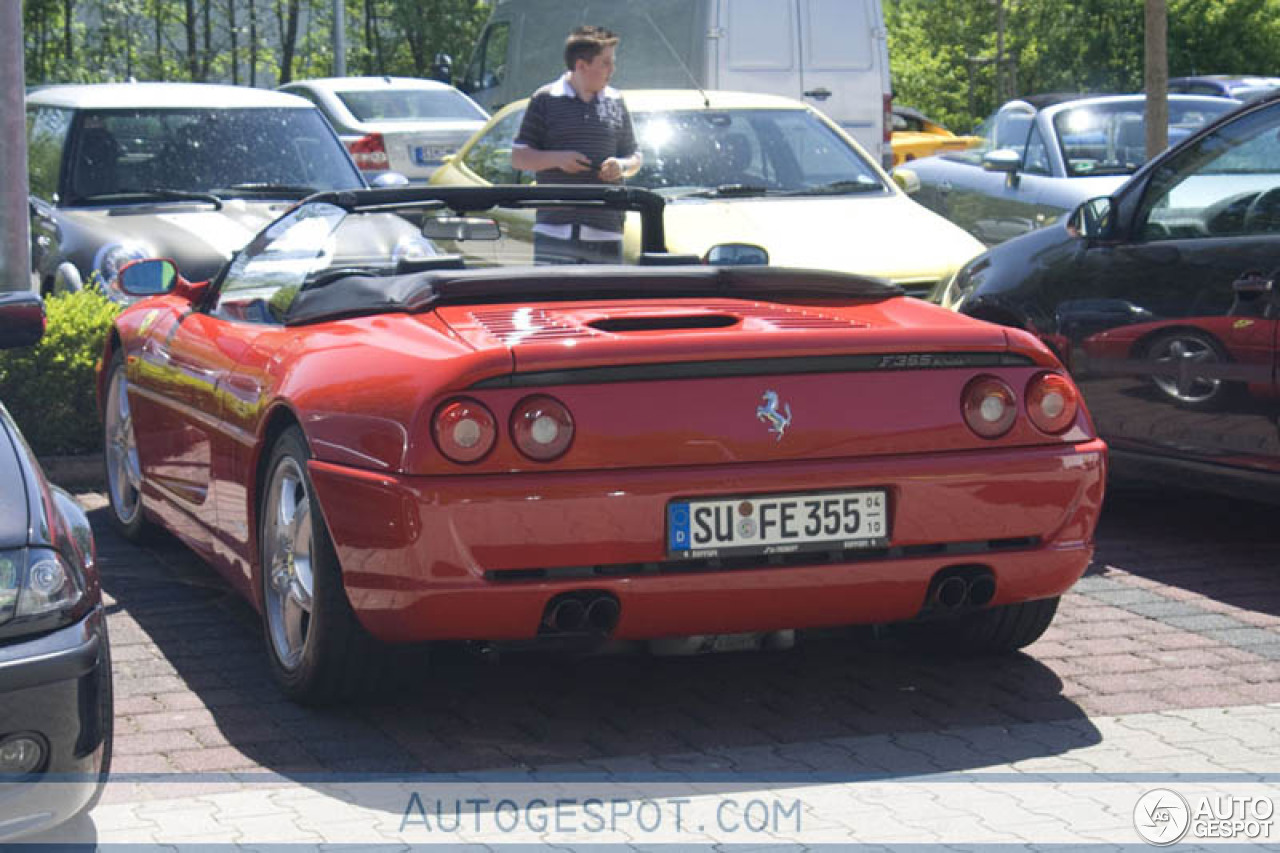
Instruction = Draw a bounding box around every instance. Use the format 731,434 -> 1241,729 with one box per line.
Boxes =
589,315 -> 739,333
732,303 -> 869,330
468,308 -> 602,344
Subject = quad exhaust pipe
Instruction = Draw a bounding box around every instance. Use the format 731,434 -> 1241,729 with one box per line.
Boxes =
926,567 -> 997,612
542,592 -> 621,636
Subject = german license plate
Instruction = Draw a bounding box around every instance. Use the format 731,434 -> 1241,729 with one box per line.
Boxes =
412,145 -> 451,166
667,489 -> 888,559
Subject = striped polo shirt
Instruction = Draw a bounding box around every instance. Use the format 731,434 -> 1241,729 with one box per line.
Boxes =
514,74 -> 638,236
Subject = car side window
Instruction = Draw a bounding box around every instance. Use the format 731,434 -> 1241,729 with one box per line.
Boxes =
463,109 -> 531,184
1136,108 -> 1280,242
213,203 -> 347,324
27,107 -> 73,201
1022,124 -> 1051,176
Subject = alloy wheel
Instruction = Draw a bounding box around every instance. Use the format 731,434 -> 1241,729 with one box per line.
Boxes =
262,456 -> 316,671
104,366 -> 142,524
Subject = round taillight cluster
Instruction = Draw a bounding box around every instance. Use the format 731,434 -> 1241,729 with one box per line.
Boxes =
510,395 -> 575,461
961,375 -> 1017,439
432,398 -> 497,463
432,395 -> 576,464
1025,371 -> 1079,434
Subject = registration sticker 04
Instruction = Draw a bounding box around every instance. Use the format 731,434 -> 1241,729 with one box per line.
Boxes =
666,489 -> 889,559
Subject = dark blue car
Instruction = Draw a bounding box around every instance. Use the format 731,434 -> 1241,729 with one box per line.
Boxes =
0,292 -> 112,839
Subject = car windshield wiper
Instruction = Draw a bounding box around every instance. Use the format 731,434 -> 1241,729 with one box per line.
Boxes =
75,188 -> 224,209
214,183 -> 319,198
779,180 -> 884,197
675,184 -> 774,199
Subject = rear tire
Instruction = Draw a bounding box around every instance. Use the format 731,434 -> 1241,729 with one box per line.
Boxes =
903,596 -> 1060,655
259,425 -> 386,705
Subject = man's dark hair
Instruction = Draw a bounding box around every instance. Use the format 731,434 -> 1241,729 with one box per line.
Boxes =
564,25 -> 619,70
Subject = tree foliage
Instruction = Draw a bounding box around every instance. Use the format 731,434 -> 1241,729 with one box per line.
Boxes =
23,0 -> 489,87
886,0 -> 1280,132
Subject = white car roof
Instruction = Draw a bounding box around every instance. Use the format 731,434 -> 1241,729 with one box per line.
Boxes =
27,82 -> 314,110
286,77 -> 459,94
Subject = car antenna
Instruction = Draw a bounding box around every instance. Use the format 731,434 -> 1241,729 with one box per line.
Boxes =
638,6 -> 710,109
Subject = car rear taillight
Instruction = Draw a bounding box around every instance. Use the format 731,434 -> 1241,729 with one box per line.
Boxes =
347,133 -> 389,170
962,375 -> 1017,439
883,94 -> 894,143
1025,371 -> 1079,434
510,395 -> 574,461
432,398 -> 497,463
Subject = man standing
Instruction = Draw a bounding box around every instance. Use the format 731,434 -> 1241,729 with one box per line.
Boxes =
512,25 -> 643,264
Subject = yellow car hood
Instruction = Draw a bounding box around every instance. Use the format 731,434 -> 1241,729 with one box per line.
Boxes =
659,194 -> 984,285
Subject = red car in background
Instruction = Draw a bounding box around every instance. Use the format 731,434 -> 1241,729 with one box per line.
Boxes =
98,185 -> 1106,705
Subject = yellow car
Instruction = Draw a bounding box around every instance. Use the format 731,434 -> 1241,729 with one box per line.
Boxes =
430,90 -> 983,300
890,105 -> 982,167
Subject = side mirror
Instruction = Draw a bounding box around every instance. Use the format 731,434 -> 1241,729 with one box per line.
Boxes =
422,215 -> 502,242
0,292 -> 46,350
982,149 -> 1022,174
1068,196 -> 1114,242
371,172 -> 411,188
892,168 -> 921,195
118,258 -> 178,297
704,243 -> 769,266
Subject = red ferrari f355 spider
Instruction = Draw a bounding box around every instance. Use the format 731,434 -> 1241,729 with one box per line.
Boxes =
98,185 -> 1106,704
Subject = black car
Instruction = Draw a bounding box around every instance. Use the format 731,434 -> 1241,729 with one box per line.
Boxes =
26,82 -> 368,303
0,293 -> 112,839
941,91 -> 1280,500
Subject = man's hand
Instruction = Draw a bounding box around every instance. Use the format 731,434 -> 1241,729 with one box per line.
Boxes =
600,153 -> 643,182
554,150 -> 594,173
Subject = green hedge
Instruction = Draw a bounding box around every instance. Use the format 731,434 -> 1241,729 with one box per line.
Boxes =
0,290 -> 119,456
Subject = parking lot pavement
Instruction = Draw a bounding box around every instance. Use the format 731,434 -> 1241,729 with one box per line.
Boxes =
22,484 -> 1280,845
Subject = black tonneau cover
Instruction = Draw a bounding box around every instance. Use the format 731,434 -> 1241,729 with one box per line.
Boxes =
284,265 -> 902,327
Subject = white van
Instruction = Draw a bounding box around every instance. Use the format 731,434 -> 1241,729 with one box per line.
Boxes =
458,0 -> 894,167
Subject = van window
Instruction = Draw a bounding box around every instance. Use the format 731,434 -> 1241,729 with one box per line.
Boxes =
464,22 -> 510,98
726,0 -> 795,70
803,0 -> 872,70
27,106 -> 73,200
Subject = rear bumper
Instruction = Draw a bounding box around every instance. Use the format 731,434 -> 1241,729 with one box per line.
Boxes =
310,440 -> 1107,644
0,608 -> 111,840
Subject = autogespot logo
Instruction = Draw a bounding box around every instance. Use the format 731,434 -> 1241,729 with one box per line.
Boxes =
1134,788 -> 1191,845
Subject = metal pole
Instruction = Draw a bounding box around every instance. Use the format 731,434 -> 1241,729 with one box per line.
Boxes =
1145,0 -> 1168,159
0,0 -> 31,293
333,0 -> 346,77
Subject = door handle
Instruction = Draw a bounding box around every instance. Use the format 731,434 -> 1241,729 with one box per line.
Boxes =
803,87 -> 832,100
1232,270 -> 1274,295
937,180 -> 952,194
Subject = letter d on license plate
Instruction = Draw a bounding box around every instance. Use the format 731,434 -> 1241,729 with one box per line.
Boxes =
667,489 -> 889,559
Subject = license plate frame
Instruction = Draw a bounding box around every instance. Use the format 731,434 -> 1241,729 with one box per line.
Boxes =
666,488 -> 889,559
411,145 -> 451,166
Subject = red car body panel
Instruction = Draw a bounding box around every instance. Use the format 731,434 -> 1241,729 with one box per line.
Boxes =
102,276 -> 1106,644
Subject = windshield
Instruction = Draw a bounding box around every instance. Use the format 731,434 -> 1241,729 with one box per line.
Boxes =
337,89 -> 487,122
628,109 -> 887,197
1052,99 -> 1235,176
65,107 -> 364,204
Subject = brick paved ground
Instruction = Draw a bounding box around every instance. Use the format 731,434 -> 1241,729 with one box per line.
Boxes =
20,483 -> 1280,846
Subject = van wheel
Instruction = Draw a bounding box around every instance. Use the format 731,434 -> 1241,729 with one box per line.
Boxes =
903,597 -> 1059,655
259,426 -> 386,704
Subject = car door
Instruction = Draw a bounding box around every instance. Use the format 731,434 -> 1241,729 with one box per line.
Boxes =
1068,105 -> 1280,469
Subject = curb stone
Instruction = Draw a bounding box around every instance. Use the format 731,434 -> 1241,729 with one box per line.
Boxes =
40,451 -> 105,492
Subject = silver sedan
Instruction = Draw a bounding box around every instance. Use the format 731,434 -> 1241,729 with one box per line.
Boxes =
894,93 -> 1237,245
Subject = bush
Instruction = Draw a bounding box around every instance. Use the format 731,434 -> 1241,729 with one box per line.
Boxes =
0,290 -> 119,456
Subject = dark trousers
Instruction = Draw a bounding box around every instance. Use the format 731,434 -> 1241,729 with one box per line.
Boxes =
534,229 -> 623,265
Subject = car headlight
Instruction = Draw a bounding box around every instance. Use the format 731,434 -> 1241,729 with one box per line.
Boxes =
92,241 -> 157,303
0,548 -> 86,637
940,256 -> 989,311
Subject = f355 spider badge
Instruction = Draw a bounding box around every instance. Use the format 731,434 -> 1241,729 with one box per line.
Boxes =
756,390 -> 793,441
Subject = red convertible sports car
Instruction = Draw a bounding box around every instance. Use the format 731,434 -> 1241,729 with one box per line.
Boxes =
98,185 -> 1106,704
